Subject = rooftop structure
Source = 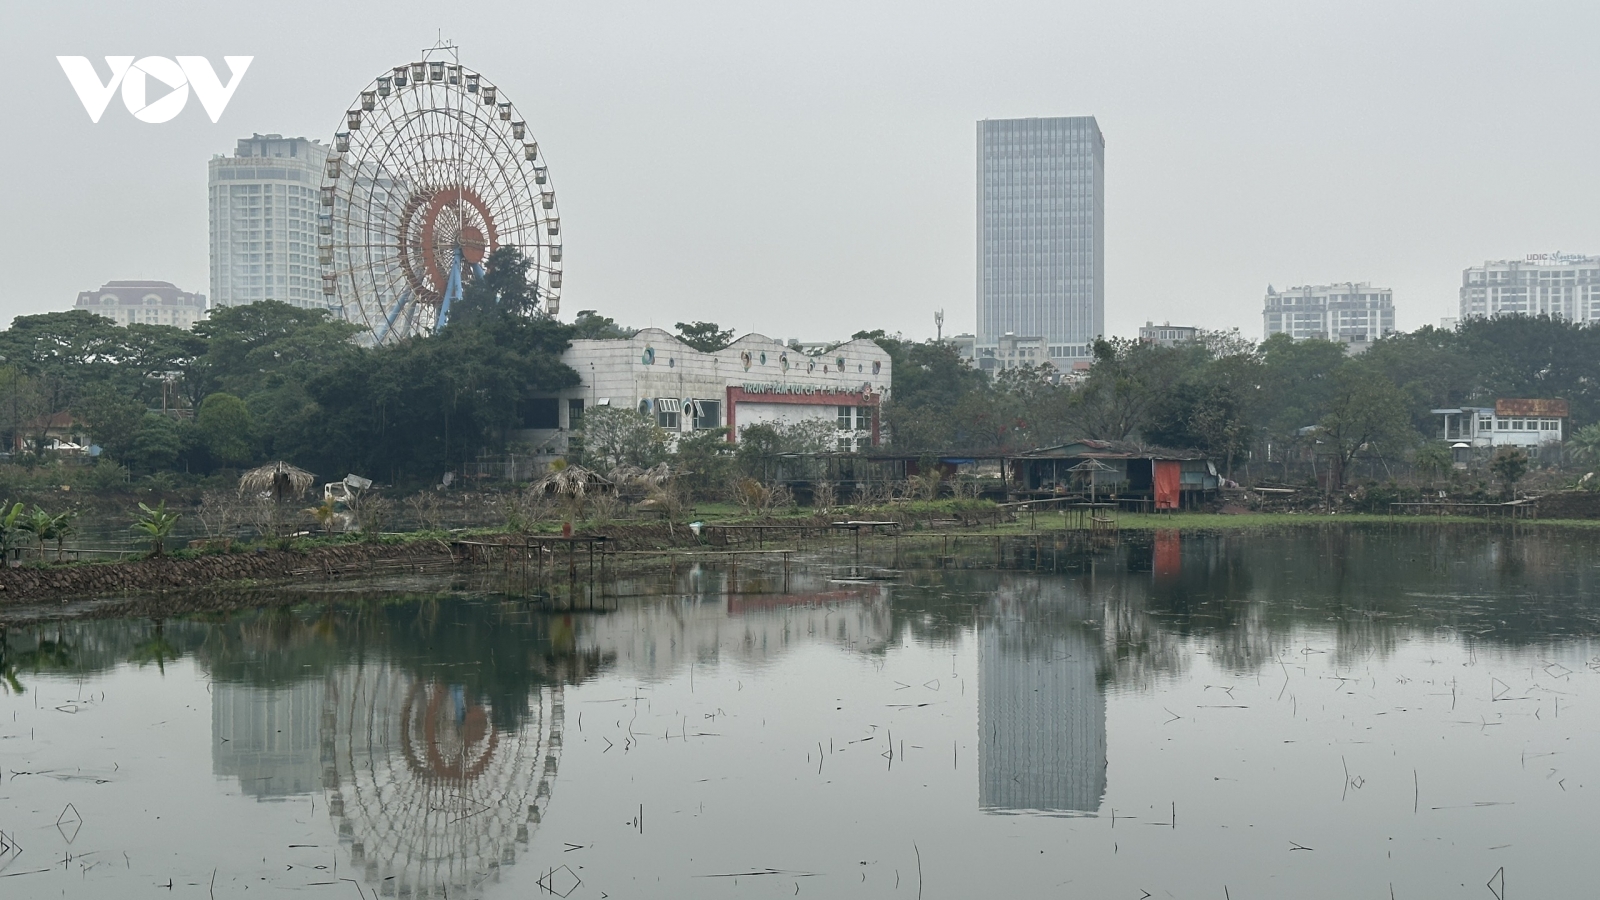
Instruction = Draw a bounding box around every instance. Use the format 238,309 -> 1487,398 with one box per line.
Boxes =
74,280 -> 206,329
1138,322 -> 1199,348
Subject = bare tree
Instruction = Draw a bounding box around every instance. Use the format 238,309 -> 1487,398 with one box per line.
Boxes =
197,490 -> 244,543
405,491 -> 445,532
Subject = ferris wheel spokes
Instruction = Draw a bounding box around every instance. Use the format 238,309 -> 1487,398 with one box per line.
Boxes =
320,49 -> 562,344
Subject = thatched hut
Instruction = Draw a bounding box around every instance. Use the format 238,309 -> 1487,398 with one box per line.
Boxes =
240,462 -> 316,503
534,465 -> 611,501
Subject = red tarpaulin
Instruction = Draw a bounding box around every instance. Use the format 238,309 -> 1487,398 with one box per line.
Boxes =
1154,460 -> 1181,510
1154,529 -> 1180,579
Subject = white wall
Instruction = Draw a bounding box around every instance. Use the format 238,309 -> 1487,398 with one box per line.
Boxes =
737,402 -> 837,431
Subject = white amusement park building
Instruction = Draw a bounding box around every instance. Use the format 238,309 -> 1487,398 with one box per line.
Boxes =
516,329 -> 893,455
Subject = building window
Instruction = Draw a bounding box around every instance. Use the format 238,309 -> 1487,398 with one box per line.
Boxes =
692,400 -> 720,430
567,399 -> 584,431
855,406 -> 875,433
517,398 -> 560,429
655,398 -> 681,430
1496,419 -> 1509,431
838,406 -> 853,429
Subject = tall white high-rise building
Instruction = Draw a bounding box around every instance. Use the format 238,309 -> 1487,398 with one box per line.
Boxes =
977,116 -> 1104,363
208,134 -> 331,310
1263,282 -> 1395,342
1459,254 -> 1600,322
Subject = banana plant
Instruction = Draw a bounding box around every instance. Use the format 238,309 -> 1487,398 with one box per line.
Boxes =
50,510 -> 77,562
133,501 -> 181,558
0,501 -> 23,566
19,506 -> 55,562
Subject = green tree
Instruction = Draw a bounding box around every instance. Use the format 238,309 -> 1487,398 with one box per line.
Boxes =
48,510 -> 77,562
675,321 -> 735,353
672,427 -> 734,500
190,301 -> 363,400
449,246 -> 547,325
576,405 -> 666,470
73,384 -> 145,461
1316,364 -> 1418,491
1145,376 -> 1254,475
1256,334 -> 1349,443
196,392 -> 254,467
1567,422 -> 1600,467
856,334 -> 988,450
1067,338 -> 1202,441
127,413 -> 184,474
1412,442 -> 1453,486
1490,446 -> 1530,498
571,310 -> 633,339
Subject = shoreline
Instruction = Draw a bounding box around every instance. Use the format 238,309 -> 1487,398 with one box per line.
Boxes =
1,510 -> 1595,625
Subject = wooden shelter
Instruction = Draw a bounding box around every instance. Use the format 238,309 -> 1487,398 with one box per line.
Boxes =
1006,440 -> 1220,509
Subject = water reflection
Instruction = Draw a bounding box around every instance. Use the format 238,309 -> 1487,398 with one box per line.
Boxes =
193,566 -> 887,898
322,666 -> 560,898
9,525 -> 1600,897
979,579 -> 1106,815
212,681 -> 323,798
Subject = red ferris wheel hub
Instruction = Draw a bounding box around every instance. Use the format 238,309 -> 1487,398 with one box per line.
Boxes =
400,186 -> 499,307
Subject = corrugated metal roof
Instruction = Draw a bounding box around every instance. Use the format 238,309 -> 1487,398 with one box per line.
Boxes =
1495,399 -> 1569,417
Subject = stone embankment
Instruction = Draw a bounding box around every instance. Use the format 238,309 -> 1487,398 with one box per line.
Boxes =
0,540 -> 454,606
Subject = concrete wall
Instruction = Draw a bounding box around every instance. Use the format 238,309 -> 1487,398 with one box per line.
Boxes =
737,402 -> 836,429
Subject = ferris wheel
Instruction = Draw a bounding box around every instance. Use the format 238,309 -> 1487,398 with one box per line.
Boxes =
319,43 -> 562,343
323,662 -> 565,898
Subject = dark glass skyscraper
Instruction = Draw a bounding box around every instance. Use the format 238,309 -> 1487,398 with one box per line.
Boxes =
976,116 -> 1104,362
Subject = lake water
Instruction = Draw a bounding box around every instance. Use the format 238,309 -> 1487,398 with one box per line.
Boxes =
3,524 -> 1598,898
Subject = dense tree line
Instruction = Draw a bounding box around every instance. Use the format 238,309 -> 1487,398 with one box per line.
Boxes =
0,248 -> 579,484
6,252 -> 1600,494
861,316 -> 1600,488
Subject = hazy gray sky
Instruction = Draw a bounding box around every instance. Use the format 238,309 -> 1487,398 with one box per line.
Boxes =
5,1 -> 1597,343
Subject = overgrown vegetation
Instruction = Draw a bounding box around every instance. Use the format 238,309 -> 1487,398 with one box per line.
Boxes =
856,315 -> 1600,489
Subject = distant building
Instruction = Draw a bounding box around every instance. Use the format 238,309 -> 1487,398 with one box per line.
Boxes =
208,134 -> 331,310
974,333 -> 1051,375
977,116 -> 1104,364
75,280 -> 206,329
1138,322 -> 1199,347
519,329 -> 892,457
1434,399 -> 1568,449
1263,282 -> 1395,344
1459,254 -> 1600,322
951,333 -> 977,363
